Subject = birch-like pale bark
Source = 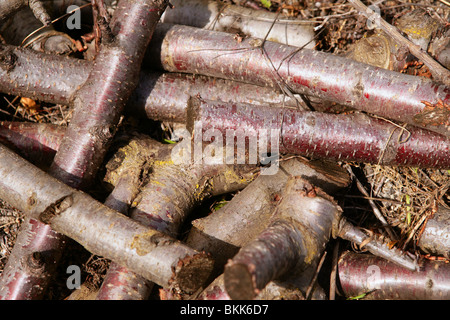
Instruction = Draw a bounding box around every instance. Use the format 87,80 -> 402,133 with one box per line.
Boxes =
0,44 -> 301,123
160,0 -> 316,49
0,142 -> 214,294
0,0 -> 169,300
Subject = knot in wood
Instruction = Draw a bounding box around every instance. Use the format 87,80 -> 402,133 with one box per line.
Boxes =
0,46 -> 17,73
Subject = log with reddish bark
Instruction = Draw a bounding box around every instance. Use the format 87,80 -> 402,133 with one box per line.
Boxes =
338,251 -> 450,300
187,98 -> 450,169
2,24 -> 449,136
48,0 -> 167,189
147,24 -> 450,138
0,0 -> 169,300
2,122 -> 445,273
0,44 -> 301,123
96,136 -> 159,300
129,72 -> 302,122
336,219 -> 419,272
0,121 -> 63,168
0,142 -> 214,294
0,44 -> 90,106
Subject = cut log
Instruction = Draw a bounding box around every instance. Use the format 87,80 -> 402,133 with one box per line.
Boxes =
187,97 -> 450,169
0,0 -> 169,300
0,142 -> 214,294
160,0 -> 316,49
338,251 -> 450,300
186,157 -> 350,274
223,176 -> 342,299
0,121 -> 63,168
147,24 -> 450,138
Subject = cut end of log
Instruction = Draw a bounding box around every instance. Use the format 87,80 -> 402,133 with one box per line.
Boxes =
172,252 -> 215,294
224,262 -> 258,300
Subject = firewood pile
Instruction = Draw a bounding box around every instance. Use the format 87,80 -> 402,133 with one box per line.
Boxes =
0,0 -> 448,300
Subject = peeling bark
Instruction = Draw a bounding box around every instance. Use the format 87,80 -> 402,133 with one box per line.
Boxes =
147,24 -> 450,137
338,251 -> 450,300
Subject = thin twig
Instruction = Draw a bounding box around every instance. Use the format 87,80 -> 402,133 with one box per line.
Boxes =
345,164 -> 398,240
305,250 -> 327,300
329,241 -> 340,300
20,3 -> 92,47
347,0 -> 450,86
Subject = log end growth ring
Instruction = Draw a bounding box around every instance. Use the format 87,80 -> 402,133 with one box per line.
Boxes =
224,262 -> 257,300
172,252 -> 215,294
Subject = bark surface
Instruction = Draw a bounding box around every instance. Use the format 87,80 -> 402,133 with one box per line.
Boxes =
0,0 -> 168,299
0,143 -> 214,293
187,157 -> 350,274
224,176 -> 342,299
147,24 -> 450,138
338,251 -> 450,300
187,98 -> 450,169
0,44 -> 301,123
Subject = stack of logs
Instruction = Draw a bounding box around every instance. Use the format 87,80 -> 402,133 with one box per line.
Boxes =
0,0 -> 448,300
